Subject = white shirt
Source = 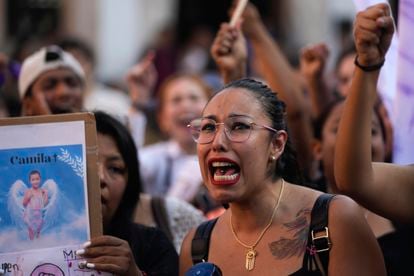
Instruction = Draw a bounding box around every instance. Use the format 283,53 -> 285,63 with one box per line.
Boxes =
139,140 -> 202,202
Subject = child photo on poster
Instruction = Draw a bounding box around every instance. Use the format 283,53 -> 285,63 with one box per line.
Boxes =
0,144 -> 89,253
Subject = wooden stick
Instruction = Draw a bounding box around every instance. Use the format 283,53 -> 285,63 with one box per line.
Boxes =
230,0 -> 248,27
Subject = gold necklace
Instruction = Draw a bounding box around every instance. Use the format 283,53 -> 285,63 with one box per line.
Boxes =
230,179 -> 285,271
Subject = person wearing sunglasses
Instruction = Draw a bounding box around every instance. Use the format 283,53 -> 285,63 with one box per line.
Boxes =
180,78 -> 385,275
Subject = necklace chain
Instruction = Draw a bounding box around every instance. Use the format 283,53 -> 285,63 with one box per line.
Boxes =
230,178 -> 285,250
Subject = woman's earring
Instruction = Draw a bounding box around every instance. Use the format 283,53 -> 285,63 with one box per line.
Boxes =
271,156 -> 276,161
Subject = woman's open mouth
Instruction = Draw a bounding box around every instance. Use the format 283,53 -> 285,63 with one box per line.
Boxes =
209,159 -> 240,185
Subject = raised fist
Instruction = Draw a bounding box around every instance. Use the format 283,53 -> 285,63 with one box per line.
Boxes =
211,22 -> 247,81
353,3 -> 394,66
300,43 -> 330,79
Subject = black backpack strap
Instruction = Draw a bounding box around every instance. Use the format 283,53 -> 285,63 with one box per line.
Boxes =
191,218 -> 218,264
309,193 -> 336,274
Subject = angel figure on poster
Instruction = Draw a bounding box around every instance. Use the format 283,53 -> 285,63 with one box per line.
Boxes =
8,170 -> 62,240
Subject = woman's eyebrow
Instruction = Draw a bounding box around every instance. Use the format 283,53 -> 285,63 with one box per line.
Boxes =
202,113 -> 254,121
228,113 -> 253,119
106,155 -> 124,163
202,115 -> 217,120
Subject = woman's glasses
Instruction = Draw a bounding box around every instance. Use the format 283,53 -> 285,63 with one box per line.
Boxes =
187,116 -> 278,144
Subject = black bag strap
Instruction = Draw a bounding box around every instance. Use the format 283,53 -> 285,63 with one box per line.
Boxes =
151,196 -> 174,243
191,218 -> 218,264
309,193 -> 335,274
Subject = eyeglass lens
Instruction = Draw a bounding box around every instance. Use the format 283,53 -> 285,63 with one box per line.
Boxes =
189,117 -> 253,143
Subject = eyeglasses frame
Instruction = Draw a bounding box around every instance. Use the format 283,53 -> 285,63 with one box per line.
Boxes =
187,117 -> 279,144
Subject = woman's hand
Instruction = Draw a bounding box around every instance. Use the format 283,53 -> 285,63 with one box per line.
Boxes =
126,51 -> 158,108
76,236 -> 142,276
238,2 -> 262,38
211,22 -> 247,83
300,43 -> 329,80
354,3 -> 394,66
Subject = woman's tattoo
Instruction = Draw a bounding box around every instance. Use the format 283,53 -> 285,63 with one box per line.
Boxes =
268,208 -> 311,259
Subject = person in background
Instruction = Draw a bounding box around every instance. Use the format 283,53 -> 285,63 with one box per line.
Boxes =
126,55 -> 222,217
138,73 -> 211,202
313,97 -> 413,275
133,192 -> 205,252
125,51 -> 158,147
335,3 -> 414,225
299,43 -> 333,120
75,111 -> 178,275
18,45 -> 85,116
300,41 -> 394,163
58,37 -> 133,124
96,110 -> 204,254
334,44 -> 356,98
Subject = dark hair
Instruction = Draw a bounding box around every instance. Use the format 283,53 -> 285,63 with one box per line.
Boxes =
313,97 -> 386,143
29,170 -> 41,181
94,111 -> 141,234
217,78 -> 303,185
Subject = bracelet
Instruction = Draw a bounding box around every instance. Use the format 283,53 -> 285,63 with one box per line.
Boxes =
354,55 -> 385,72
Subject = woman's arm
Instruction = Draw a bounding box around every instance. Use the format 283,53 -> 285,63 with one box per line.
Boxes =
299,43 -> 333,119
328,195 -> 386,275
126,51 -> 157,109
242,3 -> 314,176
334,3 -> 414,223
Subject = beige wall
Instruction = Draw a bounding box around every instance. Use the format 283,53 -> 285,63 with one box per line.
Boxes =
61,0 -> 98,51
60,0 -> 177,81
287,0 -> 330,46
284,0 -> 354,69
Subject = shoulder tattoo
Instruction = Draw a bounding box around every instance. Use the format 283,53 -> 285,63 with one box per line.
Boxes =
268,208 -> 311,259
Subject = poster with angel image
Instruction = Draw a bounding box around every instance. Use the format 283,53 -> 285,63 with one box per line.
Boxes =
0,113 -> 103,275
2,145 -> 86,247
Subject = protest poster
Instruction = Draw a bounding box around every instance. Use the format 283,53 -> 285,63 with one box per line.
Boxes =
0,113 -> 105,275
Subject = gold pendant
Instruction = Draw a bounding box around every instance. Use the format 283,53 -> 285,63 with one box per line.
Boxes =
245,249 -> 257,271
